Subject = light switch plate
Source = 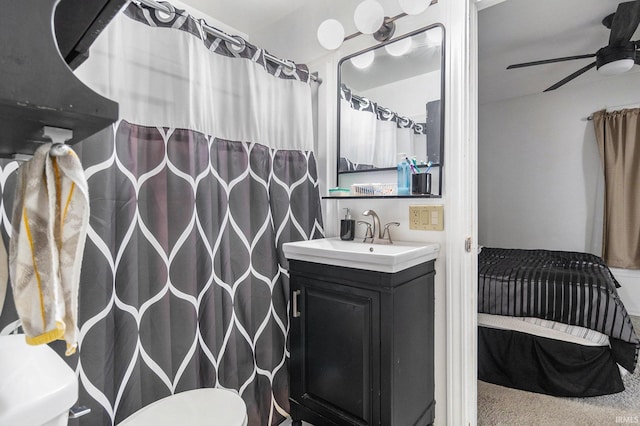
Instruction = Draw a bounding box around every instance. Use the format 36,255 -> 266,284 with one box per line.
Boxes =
409,205 -> 444,231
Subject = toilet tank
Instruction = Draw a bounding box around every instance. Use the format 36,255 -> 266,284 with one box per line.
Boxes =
0,334 -> 78,426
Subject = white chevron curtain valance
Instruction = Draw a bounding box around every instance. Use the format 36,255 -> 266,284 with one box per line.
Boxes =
75,1 -> 315,152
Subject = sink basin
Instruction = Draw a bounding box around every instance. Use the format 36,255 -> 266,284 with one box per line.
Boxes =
282,238 -> 439,273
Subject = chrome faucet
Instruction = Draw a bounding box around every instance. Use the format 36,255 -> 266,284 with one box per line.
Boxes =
363,210 -> 381,242
360,210 -> 400,244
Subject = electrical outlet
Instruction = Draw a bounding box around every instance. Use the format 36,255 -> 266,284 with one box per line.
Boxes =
409,205 -> 444,231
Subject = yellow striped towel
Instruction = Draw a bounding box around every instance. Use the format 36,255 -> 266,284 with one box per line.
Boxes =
9,143 -> 89,355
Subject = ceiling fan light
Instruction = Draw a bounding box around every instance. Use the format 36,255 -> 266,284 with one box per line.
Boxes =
317,19 -> 345,50
398,0 -> 429,15
597,58 -> 634,75
354,0 -> 385,35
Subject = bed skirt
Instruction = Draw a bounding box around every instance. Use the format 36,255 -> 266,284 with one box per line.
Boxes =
478,326 -> 624,397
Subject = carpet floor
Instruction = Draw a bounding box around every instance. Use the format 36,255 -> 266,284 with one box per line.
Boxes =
478,316 -> 640,425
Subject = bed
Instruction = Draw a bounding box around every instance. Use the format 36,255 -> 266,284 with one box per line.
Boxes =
477,247 -> 639,397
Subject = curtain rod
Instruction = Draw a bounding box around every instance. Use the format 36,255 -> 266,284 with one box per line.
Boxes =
136,0 -> 322,83
586,102 -> 640,120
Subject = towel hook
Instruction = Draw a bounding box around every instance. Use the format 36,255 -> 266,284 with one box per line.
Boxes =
44,126 -> 73,157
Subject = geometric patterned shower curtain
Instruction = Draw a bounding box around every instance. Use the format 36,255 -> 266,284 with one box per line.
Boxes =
0,120 -> 324,425
0,1 -> 324,424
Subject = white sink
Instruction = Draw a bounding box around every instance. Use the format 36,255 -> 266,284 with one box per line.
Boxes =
283,238 -> 439,273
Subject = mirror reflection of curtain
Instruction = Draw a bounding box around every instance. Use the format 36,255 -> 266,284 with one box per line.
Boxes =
593,108 -> 640,269
340,85 -> 427,170
0,3 -> 324,426
340,98 -> 377,168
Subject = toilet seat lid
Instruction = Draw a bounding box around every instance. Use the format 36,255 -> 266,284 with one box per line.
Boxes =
118,388 -> 247,426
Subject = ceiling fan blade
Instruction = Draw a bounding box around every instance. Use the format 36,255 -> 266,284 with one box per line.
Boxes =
507,53 -> 596,69
608,0 -> 640,47
543,61 -> 597,92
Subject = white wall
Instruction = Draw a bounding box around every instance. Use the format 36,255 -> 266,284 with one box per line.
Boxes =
612,268 -> 640,317
478,70 -> 640,314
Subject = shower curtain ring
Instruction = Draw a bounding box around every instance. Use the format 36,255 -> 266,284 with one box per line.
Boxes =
225,36 -> 246,54
282,60 -> 297,76
153,1 -> 176,23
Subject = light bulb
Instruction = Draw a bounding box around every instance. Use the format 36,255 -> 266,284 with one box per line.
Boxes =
353,0 -> 384,35
425,26 -> 443,47
317,19 -> 345,50
384,37 -> 412,56
350,50 -> 375,69
399,0 -> 429,15
598,58 -> 634,76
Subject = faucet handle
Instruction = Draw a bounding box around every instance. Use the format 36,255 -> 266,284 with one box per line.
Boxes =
357,220 -> 374,242
381,222 -> 400,244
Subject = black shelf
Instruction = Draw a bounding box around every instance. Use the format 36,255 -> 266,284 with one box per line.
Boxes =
0,0 -> 123,156
323,195 -> 442,199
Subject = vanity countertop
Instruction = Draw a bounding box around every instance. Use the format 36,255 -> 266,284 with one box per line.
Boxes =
283,237 -> 439,273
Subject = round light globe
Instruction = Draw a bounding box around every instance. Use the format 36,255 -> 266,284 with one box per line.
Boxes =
384,37 -> 412,57
350,50 -> 375,69
598,58 -> 634,76
425,26 -> 443,47
354,0 -> 385,35
317,19 -> 345,50
399,0 -> 429,15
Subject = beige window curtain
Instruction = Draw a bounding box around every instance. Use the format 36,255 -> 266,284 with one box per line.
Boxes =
593,108 -> 640,269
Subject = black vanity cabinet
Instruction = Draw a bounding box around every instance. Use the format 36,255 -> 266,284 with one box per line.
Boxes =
288,259 -> 435,426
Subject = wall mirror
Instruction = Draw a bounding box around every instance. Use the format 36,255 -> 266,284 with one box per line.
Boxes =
337,24 -> 444,196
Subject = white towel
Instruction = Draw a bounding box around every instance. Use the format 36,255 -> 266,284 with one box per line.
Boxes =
9,143 -> 89,355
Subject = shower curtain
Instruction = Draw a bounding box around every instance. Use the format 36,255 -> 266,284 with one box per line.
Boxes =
0,2 -> 323,425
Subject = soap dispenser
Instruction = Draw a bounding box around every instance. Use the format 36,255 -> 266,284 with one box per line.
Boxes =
340,208 -> 355,240
397,153 -> 411,195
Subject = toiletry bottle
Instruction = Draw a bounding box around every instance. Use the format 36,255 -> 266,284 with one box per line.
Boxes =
397,154 -> 411,195
340,208 -> 356,240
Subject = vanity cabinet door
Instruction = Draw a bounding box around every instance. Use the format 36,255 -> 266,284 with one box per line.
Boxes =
290,276 -> 380,426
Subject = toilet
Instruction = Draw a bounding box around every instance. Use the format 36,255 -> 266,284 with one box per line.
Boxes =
0,334 -> 78,426
117,388 -> 248,426
0,334 -> 247,426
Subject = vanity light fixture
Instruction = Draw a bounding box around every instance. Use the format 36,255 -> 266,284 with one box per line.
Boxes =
317,0 -> 437,51
317,19 -> 345,50
384,36 -> 412,56
399,0 -> 430,15
350,50 -> 376,69
425,25 -> 443,47
354,0 -> 385,34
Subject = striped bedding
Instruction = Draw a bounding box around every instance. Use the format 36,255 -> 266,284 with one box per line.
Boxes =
478,247 -> 639,372
477,313 -> 610,347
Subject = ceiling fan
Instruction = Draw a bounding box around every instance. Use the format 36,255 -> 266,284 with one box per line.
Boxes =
507,0 -> 640,92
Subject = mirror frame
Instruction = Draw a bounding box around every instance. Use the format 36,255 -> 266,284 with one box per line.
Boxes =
336,23 -> 446,196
